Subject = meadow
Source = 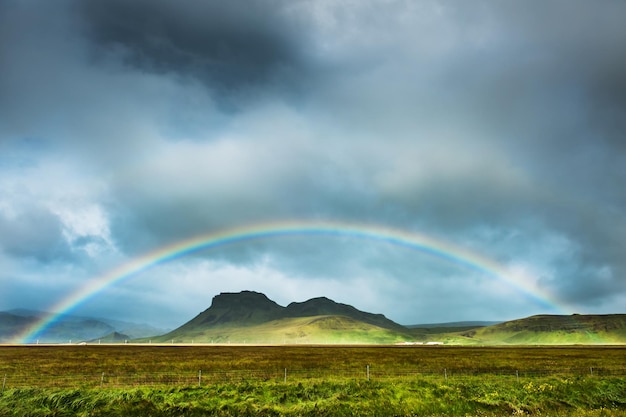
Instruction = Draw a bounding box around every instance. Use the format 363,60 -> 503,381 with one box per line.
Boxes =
0,345 -> 625,416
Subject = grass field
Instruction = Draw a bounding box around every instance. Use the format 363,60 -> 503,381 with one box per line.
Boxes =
0,345 -> 625,416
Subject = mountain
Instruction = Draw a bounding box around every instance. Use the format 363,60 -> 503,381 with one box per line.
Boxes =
90,331 -> 132,343
4,295 -> 625,345
179,291 -> 285,329
285,297 -> 406,331
0,312 -> 36,343
408,321 -> 501,329
0,311 -> 114,343
91,318 -> 170,339
456,314 -> 626,345
0,310 -> 169,343
151,291 -> 413,344
143,292 -> 626,345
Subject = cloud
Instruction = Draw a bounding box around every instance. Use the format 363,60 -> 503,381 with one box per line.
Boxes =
0,206 -> 69,262
75,0 -> 309,106
0,0 -> 625,325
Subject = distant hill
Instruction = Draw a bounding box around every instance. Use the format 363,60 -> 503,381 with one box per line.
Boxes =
0,310 -> 169,343
456,314 -> 626,345
4,294 -> 626,345
0,311 -> 115,343
90,331 -> 132,343
0,312 -> 37,342
138,293 -> 626,345
408,321 -> 501,329
286,297 -> 406,331
150,291 -> 413,344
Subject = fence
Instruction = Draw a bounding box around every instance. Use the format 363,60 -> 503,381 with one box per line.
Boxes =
2,366 -> 625,390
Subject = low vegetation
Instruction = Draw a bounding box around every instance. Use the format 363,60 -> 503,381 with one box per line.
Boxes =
2,345 -> 625,379
1,345 -> 625,416
2,376 -> 625,416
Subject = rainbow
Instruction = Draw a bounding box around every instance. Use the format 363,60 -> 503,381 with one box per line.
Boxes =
14,220 -> 569,343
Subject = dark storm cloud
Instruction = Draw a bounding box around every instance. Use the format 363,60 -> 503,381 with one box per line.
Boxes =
75,0 -> 307,97
0,207 -> 71,263
1,0 -> 625,324
93,0 -> 626,313
306,0 -> 626,310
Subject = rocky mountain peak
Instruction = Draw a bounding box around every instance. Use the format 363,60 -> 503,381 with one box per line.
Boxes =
209,291 -> 282,310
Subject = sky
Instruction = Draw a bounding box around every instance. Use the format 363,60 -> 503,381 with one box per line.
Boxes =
1,0 -> 625,328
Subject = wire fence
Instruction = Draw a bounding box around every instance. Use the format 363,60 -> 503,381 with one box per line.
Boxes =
2,366 -> 625,390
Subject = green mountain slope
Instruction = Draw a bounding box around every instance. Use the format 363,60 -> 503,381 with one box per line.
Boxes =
459,314 -> 626,345
155,315 -> 410,344
286,297 -> 406,331
144,293 -> 626,345
151,291 -> 412,344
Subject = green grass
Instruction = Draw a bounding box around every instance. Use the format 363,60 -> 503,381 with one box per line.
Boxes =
1,345 -> 625,382
1,377 -> 625,416
1,345 -> 625,415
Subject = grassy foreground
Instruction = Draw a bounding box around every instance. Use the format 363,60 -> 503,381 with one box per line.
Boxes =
1,376 -> 625,416
2,345 -> 625,379
1,345 -> 625,415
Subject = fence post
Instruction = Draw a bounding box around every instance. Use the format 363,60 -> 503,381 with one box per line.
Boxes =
444,368 -> 447,381
284,368 -> 287,383
516,370 -> 519,383
2,374 -> 6,393
100,372 -> 104,388
590,367 -> 593,376
366,365 -> 370,381
198,370 -> 202,387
